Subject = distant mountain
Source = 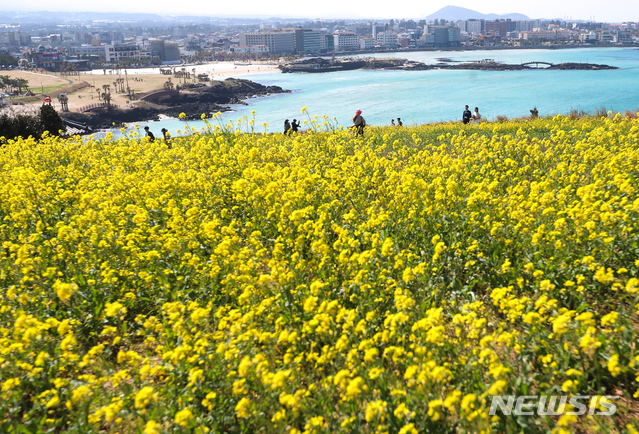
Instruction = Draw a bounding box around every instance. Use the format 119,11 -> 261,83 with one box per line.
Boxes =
425,6 -> 530,21
0,11 -> 164,24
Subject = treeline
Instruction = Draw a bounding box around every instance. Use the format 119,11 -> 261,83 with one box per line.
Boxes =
0,53 -> 19,66
0,75 -> 29,93
0,105 -> 64,141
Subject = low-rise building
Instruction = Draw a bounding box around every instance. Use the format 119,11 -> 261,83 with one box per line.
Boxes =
250,45 -> 269,54
112,44 -> 141,61
69,44 -> 112,61
579,32 -> 598,43
359,38 -> 375,50
597,30 -> 614,43
520,31 -> 557,41
231,45 -> 250,54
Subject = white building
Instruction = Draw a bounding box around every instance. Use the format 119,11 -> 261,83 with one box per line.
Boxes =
579,32 -> 598,43
333,31 -> 358,50
69,44 -> 113,61
516,20 -> 541,32
111,44 -> 142,61
250,44 -> 269,54
239,31 -> 295,54
231,45 -> 250,54
465,20 -> 482,36
376,31 -> 397,47
598,30 -> 614,43
359,38 -> 375,49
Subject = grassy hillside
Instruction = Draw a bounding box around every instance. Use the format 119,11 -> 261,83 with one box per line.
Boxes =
1,114 -> 639,433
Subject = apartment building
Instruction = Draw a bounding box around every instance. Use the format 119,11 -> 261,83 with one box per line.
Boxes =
282,28 -> 323,54
485,20 -> 514,37
465,19 -> 483,36
376,31 -> 397,47
333,31 -> 358,50
239,31 -> 295,54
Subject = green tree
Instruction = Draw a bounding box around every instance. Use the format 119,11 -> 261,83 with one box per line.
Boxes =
0,53 -> 19,66
13,78 -> 29,93
0,113 -> 43,140
39,104 -> 64,136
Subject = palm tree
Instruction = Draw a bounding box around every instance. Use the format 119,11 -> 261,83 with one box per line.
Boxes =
102,91 -> 111,106
102,84 -> 111,106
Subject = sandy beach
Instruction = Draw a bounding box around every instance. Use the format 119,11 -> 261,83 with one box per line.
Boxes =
1,61 -> 281,113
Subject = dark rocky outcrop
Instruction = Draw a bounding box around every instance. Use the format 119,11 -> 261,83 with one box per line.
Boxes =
280,58 -> 618,73
64,78 -> 290,129
547,62 -> 617,70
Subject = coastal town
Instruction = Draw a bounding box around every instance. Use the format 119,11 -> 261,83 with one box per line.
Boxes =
0,8 -> 637,131
0,8 -> 638,73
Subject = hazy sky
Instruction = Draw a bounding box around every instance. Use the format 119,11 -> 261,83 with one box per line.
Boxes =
1,1 -> 637,23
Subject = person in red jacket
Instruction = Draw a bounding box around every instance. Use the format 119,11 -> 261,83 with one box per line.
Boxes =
352,109 -> 366,136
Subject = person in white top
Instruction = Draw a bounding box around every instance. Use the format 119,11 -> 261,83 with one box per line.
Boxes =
472,107 -> 481,124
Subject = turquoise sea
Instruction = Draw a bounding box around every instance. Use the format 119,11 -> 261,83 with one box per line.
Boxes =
134,47 -> 639,135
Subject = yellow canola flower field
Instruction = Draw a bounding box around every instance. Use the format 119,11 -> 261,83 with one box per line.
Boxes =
1,114 -> 639,434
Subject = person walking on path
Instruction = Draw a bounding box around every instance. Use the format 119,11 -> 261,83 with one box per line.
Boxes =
472,107 -> 481,124
397,117 -> 403,127
352,110 -> 366,136
284,119 -> 291,135
291,119 -> 300,133
462,105 -> 472,124
144,126 -> 155,142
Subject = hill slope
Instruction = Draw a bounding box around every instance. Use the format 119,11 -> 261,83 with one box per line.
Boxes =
1,115 -> 638,433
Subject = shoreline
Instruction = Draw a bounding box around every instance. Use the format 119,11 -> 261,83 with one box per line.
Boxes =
0,61 -> 281,116
335,43 -> 634,58
61,77 -> 290,129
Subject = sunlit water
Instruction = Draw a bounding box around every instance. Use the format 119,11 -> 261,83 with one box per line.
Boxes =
109,47 -> 639,136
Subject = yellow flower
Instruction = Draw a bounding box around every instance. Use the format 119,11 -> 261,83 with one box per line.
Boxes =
365,400 -> 387,422
235,397 -> 251,418
608,354 -> 621,377
626,278 -> 639,293
70,385 -> 92,405
134,386 -> 157,409
174,408 -> 194,428
399,424 -> 418,434
46,395 -> 60,408
601,312 -> 618,327
105,302 -> 127,318
143,420 -> 161,434
53,280 -> 78,302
